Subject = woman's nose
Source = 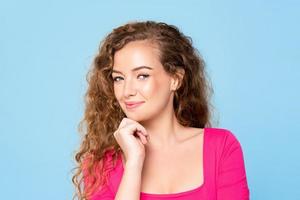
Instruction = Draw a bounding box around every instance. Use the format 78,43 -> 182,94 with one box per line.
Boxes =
123,78 -> 137,97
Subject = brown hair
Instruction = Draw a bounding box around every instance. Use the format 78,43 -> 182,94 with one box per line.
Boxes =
72,20 -> 215,199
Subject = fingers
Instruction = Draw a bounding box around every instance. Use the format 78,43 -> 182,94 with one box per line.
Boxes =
135,130 -> 148,144
125,124 -> 145,137
119,118 -> 129,129
119,118 -> 148,136
115,118 -> 149,146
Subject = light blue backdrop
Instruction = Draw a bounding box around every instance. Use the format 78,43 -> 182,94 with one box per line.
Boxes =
1,0 -> 299,199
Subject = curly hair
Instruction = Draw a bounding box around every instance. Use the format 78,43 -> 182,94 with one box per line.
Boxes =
72,20 -> 215,199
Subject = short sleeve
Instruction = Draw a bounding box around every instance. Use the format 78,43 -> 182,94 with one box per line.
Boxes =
82,156 -> 115,200
217,130 -> 250,200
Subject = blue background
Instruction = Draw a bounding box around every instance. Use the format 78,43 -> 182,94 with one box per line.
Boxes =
1,0 -> 299,199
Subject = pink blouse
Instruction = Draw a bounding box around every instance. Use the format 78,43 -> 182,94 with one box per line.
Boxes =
84,127 -> 250,199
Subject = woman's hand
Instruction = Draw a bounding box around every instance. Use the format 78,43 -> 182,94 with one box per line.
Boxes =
113,118 -> 149,168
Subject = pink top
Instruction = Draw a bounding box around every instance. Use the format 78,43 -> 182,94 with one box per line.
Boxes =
84,127 -> 250,200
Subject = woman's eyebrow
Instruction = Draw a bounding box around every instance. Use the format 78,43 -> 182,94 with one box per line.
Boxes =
112,66 -> 153,74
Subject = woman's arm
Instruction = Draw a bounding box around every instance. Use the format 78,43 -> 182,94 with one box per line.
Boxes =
115,161 -> 143,200
217,130 -> 250,200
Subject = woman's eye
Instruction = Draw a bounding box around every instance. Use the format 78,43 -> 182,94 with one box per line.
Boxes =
113,76 -> 123,82
138,74 -> 149,80
113,74 -> 149,82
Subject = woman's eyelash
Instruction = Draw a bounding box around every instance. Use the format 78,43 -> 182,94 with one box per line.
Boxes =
113,74 -> 149,82
138,74 -> 149,79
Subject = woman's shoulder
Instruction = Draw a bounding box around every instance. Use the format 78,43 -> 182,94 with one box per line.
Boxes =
204,127 -> 243,152
205,128 -> 249,197
205,127 -> 239,140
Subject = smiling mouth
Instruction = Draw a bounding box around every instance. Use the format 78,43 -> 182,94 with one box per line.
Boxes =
125,102 -> 144,109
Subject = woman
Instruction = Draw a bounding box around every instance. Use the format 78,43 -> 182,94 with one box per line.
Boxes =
72,21 -> 250,200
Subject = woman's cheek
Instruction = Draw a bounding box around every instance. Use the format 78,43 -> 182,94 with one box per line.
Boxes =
139,79 -> 158,97
113,86 -> 123,102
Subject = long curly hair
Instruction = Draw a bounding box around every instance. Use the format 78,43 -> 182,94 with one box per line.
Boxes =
72,20 -> 216,199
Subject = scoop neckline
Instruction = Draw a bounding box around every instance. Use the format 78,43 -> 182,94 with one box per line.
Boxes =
120,127 -> 207,198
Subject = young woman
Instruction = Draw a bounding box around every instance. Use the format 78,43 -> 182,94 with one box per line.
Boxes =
72,21 -> 250,200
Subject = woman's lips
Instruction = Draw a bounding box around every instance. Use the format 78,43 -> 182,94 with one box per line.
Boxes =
125,102 -> 144,109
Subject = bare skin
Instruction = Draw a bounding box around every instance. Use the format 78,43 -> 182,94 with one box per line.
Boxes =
120,127 -> 204,194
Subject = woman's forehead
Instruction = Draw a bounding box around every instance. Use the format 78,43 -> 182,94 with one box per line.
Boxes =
112,43 -> 163,72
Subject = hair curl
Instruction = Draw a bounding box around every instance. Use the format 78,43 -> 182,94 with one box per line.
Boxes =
72,20 -> 216,199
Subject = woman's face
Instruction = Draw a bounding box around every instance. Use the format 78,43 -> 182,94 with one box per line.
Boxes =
112,40 -> 177,122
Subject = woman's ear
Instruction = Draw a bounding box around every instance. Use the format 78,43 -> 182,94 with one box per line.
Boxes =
171,68 -> 185,91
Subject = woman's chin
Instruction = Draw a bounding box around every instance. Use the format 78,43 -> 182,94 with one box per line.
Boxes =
125,114 -> 147,123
